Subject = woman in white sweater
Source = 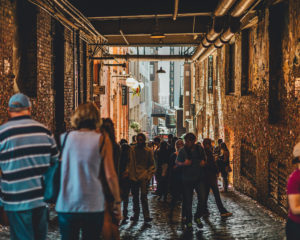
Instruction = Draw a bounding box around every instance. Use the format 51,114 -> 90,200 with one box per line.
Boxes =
56,103 -> 121,240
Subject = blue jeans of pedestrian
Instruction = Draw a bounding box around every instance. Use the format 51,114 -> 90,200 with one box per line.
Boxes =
58,211 -> 104,240
6,206 -> 48,240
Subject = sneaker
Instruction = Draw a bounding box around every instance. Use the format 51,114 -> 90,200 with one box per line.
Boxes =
194,218 -> 203,228
185,222 -> 193,231
144,217 -> 153,222
220,211 -> 232,217
130,216 -> 139,221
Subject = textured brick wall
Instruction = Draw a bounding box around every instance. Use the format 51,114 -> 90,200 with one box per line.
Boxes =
64,29 -> 75,130
32,9 -> 54,131
194,0 -> 300,216
0,0 -> 15,124
0,0 -> 86,134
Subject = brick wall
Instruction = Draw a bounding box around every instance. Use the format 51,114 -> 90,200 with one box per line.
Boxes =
0,0 -> 94,135
0,0 -> 15,123
194,0 -> 300,216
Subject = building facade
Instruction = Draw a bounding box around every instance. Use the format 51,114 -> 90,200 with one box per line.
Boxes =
186,0 -> 300,216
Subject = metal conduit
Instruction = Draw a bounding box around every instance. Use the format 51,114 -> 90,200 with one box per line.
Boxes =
91,55 -> 191,61
196,0 -> 257,63
191,0 -> 237,61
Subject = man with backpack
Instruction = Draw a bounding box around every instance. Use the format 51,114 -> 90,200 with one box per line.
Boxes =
176,133 -> 206,230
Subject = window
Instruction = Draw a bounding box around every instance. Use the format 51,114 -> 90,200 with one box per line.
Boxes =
208,56 -> 213,94
241,29 -> 250,95
268,2 -> 288,124
16,1 -> 37,97
226,43 -> 235,94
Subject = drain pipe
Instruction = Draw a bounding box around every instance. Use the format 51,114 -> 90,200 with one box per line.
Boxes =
197,0 -> 258,62
191,0 -> 237,61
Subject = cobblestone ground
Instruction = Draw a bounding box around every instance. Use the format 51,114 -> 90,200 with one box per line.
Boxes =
0,189 -> 286,240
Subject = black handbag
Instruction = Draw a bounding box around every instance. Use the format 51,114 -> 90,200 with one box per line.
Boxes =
43,132 -> 70,203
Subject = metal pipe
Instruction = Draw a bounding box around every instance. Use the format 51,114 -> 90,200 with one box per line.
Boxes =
91,55 -> 191,61
173,0 -> 179,20
119,30 -> 130,45
215,0 -> 237,16
89,43 -> 198,47
88,12 -> 212,21
198,45 -> 217,62
196,0 -> 258,63
60,0 -> 107,41
191,0 -> 237,61
231,0 -> 257,17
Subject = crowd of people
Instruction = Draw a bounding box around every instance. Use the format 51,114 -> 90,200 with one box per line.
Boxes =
0,93 -> 299,240
118,132 -> 233,232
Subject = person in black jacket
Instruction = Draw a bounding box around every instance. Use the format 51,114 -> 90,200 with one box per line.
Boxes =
168,139 -> 185,222
157,141 -> 170,201
176,133 -> 206,230
203,138 -> 232,217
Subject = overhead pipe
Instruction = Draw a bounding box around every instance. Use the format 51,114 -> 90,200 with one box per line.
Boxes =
173,0 -> 179,20
191,0 -> 237,61
196,0 -> 257,62
90,55 -> 191,61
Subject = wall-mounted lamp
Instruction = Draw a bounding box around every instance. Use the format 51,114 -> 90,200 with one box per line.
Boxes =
156,67 -> 166,73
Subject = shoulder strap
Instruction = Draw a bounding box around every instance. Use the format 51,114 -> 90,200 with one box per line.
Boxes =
99,133 -> 105,154
59,131 -> 70,159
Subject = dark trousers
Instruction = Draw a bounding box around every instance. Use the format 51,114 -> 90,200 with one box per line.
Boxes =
131,179 -> 150,219
159,176 -> 168,200
182,180 -> 206,224
6,206 -> 48,240
286,218 -> 300,240
204,174 -> 226,213
58,211 -> 104,240
120,178 -> 131,218
169,178 -> 184,218
221,171 -> 229,191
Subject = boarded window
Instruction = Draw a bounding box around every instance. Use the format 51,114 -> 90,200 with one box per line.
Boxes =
268,2 -> 289,124
16,1 -> 37,97
52,20 -> 65,135
208,56 -> 213,94
226,43 -> 235,94
241,29 -> 250,95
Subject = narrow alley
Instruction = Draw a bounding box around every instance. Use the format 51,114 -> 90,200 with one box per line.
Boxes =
0,190 -> 286,240
0,0 -> 300,239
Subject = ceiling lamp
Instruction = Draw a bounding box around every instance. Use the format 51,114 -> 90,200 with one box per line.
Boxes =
150,16 -> 165,39
150,32 -> 166,39
156,67 -> 166,73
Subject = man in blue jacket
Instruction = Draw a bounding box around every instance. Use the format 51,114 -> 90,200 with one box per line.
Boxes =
0,93 -> 59,240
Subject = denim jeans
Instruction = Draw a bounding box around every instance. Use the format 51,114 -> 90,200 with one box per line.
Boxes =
204,174 -> 227,213
6,206 -> 48,240
286,218 -> 300,240
182,180 -> 206,224
58,211 -> 104,240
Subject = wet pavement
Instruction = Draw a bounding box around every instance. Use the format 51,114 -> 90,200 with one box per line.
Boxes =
0,189 -> 285,240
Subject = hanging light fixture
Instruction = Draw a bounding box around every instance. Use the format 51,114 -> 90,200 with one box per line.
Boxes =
156,66 -> 166,73
150,16 -> 165,39
126,77 -> 138,88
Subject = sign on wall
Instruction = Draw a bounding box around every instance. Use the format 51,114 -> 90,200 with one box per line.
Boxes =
122,85 -> 127,105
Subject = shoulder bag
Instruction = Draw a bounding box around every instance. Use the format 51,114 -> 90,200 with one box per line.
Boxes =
43,131 -> 70,203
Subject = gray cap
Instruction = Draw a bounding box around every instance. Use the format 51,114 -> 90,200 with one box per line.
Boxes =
8,93 -> 31,112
